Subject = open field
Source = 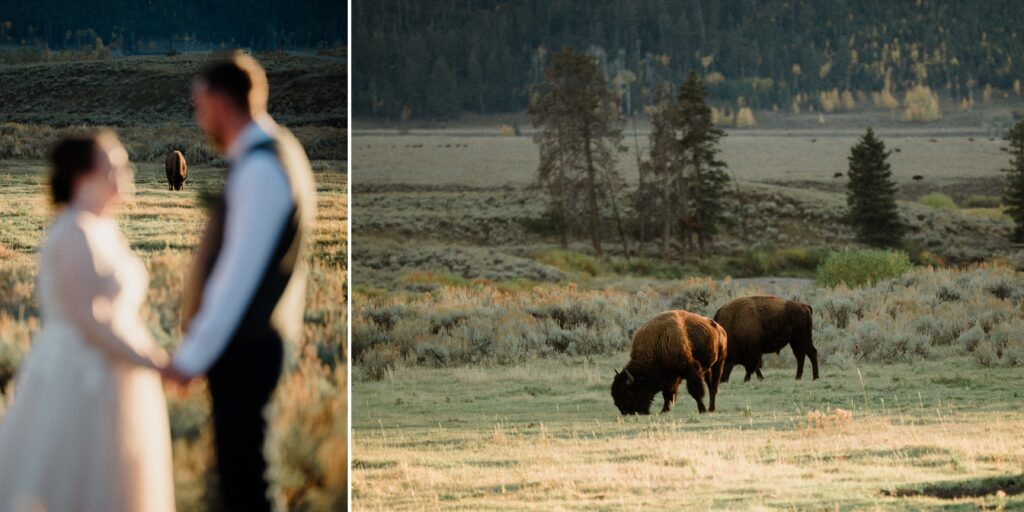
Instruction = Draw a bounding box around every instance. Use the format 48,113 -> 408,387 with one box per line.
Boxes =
0,159 -> 347,510
353,128 -> 1010,188
352,105 -> 1024,509
351,265 -> 1024,510
352,118 -> 1019,290
353,357 -> 1024,511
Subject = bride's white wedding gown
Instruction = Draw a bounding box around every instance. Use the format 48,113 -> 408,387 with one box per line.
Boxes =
0,209 -> 175,511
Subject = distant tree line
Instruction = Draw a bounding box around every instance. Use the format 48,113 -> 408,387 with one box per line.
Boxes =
1,0 -> 346,51
353,0 -> 1024,120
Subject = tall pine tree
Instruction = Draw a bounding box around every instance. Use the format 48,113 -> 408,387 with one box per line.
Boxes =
1003,120 -> 1024,243
529,46 -> 624,256
846,128 -> 906,248
641,73 -> 729,258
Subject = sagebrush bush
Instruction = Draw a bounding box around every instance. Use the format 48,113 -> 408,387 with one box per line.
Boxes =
917,192 -> 958,210
964,195 -> 1002,208
816,248 -> 913,288
355,264 -> 1024,372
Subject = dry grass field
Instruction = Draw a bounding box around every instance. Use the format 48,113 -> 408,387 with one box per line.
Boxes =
0,157 -> 347,510
353,358 -> 1024,510
353,129 -> 1008,187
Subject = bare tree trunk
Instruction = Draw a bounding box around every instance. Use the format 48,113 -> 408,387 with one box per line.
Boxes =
678,157 -> 691,257
556,146 -> 569,249
661,170 -> 672,260
583,128 -> 603,257
633,117 -> 646,256
691,155 -> 702,256
603,176 -> 631,259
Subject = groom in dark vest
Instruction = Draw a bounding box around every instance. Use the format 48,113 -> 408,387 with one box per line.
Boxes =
164,53 -> 316,511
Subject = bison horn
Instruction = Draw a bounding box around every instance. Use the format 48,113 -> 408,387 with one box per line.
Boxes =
623,369 -> 635,385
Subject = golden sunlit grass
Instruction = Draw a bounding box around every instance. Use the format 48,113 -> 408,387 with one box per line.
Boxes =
0,159 -> 346,510
352,357 -> 1024,511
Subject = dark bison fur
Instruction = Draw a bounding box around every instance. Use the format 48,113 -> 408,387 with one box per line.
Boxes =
611,310 -> 728,415
714,295 -> 818,383
165,150 -> 187,191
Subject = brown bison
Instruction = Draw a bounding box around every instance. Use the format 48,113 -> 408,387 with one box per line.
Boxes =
714,295 -> 818,382
165,150 -> 187,190
611,310 -> 728,415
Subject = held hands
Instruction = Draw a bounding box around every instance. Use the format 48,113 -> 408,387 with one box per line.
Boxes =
160,364 -> 193,384
160,363 -> 195,398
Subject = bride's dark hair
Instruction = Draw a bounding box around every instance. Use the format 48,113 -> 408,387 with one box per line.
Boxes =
49,135 -> 100,205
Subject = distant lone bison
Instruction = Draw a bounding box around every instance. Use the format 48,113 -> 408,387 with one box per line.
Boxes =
912,175 -> 923,181
165,150 -> 187,190
714,295 -> 818,382
611,310 -> 728,415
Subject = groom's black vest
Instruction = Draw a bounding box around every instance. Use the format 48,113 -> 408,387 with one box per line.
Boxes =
184,123 -> 316,372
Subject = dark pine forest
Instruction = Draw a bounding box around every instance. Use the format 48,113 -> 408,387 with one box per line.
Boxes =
1,0 -> 347,50
353,0 -> 1024,120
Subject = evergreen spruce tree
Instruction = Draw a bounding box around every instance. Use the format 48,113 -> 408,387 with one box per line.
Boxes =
672,71 -> 729,255
846,128 -> 906,247
1003,120 -> 1024,243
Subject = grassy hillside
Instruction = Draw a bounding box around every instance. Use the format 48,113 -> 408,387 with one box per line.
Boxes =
0,53 -> 346,166
0,53 -> 346,126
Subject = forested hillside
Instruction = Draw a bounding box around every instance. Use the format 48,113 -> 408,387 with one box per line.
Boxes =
352,0 -> 1024,119
1,0 -> 346,50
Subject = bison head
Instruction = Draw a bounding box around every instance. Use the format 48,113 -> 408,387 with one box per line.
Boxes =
610,368 -> 654,415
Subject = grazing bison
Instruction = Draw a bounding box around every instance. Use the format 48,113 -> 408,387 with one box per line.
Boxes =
912,175 -> 924,181
714,295 -> 818,382
833,172 -> 844,179
611,310 -> 728,415
165,150 -> 187,191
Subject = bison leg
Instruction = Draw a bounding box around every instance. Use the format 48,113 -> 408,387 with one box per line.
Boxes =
684,374 -> 707,414
809,346 -> 820,380
660,377 -> 681,413
743,365 -> 754,382
755,359 -> 764,380
721,362 -> 734,383
706,362 -> 724,413
794,348 -> 806,380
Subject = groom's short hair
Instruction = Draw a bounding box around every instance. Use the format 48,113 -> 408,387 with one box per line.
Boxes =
197,52 -> 269,115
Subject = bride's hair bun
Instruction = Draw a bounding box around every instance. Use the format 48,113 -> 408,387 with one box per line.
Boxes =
49,136 -> 99,205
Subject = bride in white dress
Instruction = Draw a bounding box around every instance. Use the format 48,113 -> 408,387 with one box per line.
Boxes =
0,131 -> 175,511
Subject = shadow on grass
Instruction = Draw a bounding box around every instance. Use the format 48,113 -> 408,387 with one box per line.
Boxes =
884,474 -> 1023,499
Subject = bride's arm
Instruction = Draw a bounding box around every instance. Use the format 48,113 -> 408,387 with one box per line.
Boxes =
53,221 -> 169,370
